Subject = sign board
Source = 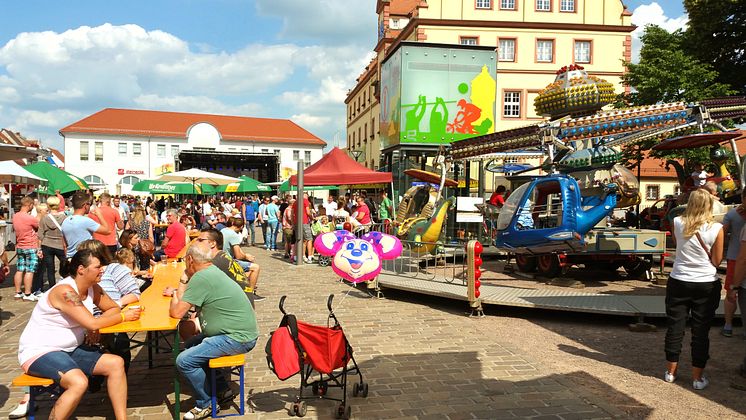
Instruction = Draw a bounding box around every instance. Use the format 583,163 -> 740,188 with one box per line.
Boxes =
456,197 -> 484,223
380,43 -> 497,149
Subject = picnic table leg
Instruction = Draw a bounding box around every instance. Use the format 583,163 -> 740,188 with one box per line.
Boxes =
172,329 -> 181,419
148,331 -> 153,369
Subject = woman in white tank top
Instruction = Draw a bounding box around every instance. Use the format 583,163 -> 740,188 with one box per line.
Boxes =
664,189 -> 724,391
17,249 -> 142,420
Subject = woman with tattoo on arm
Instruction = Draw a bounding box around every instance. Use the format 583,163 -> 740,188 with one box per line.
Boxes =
16,249 -> 141,420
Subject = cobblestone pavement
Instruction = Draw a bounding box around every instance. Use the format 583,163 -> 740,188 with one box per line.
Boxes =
0,244 -> 630,419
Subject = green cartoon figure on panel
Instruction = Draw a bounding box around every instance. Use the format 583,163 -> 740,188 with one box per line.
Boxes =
429,97 -> 449,139
405,95 -> 427,139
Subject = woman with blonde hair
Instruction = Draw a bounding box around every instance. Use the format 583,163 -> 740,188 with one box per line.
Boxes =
129,205 -> 154,243
664,188 -> 724,390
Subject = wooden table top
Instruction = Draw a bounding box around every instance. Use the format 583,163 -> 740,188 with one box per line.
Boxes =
101,262 -> 184,334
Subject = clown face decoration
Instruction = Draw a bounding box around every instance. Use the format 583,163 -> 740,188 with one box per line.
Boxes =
314,230 -> 402,282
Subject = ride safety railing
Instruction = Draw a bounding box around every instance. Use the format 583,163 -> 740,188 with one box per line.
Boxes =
378,239 -> 485,316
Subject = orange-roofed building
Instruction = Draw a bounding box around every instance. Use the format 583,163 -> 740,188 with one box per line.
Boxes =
632,151 -> 680,208
59,108 -> 326,194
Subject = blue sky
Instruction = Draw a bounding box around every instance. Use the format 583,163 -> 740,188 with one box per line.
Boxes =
0,1 -> 686,153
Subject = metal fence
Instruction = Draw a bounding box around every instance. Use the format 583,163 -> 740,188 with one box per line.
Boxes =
381,240 -> 468,285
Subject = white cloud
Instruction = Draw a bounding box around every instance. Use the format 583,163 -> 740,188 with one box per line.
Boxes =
256,0 -> 377,46
630,2 -> 688,62
0,23 -> 377,150
291,113 -> 332,129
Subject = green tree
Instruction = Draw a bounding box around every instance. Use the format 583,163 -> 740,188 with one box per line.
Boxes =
684,0 -> 746,94
621,25 -> 734,106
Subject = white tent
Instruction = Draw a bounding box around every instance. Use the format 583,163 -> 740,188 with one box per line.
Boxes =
0,160 -> 47,185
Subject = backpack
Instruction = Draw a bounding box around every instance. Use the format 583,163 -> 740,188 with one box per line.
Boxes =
265,314 -> 302,380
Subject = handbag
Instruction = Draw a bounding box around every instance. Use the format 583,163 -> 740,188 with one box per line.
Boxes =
694,231 -> 718,268
138,238 -> 155,257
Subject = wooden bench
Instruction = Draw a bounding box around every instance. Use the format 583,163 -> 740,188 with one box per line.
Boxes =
11,374 -> 57,420
209,354 -> 246,418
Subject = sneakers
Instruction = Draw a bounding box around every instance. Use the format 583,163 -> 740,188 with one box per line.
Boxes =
22,294 -> 39,302
664,371 -> 676,383
303,256 -> 311,263
13,292 -> 23,300
722,327 -> 733,338
693,376 -> 709,390
33,290 -> 43,297
8,400 -> 29,419
183,406 -> 213,420
253,292 -> 266,302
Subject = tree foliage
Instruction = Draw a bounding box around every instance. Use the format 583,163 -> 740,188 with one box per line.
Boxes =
621,25 -> 735,106
684,0 -> 746,95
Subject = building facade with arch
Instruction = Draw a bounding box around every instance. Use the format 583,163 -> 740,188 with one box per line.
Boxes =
60,108 -> 326,194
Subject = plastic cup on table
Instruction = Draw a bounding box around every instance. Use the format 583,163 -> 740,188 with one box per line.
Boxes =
160,255 -> 167,265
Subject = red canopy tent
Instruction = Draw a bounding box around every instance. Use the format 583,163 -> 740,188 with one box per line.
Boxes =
289,147 -> 392,185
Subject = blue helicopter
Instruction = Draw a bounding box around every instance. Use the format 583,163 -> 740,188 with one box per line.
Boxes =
494,173 -> 618,254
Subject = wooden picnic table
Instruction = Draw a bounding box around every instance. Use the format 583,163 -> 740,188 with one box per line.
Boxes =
101,261 -> 185,419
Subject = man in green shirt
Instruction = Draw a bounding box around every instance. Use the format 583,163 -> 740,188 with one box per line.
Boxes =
378,191 -> 393,221
167,244 -> 258,420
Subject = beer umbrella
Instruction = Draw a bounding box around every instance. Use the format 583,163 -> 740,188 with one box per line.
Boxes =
155,168 -> 240,194
215,176 -> 271,194
131,180 -> 216,195
25,161 -> 88,194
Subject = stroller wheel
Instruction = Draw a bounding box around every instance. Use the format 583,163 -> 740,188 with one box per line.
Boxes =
294,401 -> 307,417
319,381 -> 328,395
352,382 -> 360,397
335,404 -> 351,419
361,382 -> 369,398
312,382 -> 319,395
318,256 -> 330,267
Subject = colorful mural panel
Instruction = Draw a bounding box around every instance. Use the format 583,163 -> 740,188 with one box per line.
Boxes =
380,44 -> 496,149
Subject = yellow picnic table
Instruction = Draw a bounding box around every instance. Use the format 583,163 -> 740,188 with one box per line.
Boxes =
101,261 -> 185,419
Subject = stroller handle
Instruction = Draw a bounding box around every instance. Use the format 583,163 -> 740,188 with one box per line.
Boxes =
279,295 -> 288,315
327,294 -> 334,312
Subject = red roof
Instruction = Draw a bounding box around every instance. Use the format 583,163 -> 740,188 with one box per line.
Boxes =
60,108 -> 326,146
290,147 -> 392,186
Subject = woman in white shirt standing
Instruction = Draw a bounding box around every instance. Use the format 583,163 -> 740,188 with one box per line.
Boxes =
664,188 -> 724,390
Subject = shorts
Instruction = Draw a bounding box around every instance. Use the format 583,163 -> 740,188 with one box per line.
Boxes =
283,228 -> 295,243
16,248 -> 39,273
302,224 -> 313,241
27,345 -> 104,381
725,259 -> 736,290
236,259 -> 252,271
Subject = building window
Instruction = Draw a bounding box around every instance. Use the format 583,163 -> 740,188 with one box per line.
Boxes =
80,142 -> 89,161
560,0 -> 575,12
500,0 -> 516,9
84,175 -> 103,185
536,0 -> 550,11
133,143 -> 142,156
574,40 -> 591,63
498,39 -> 516,62
261,148 -> 269,153
476,0 -> 491,8
171,145 -> 179,157
120,176 -> 140,186
536,39 -> 554,62
646,185 -> 660,200
460,37 -> 479,46
274,149 -> 280,156
293,150 -> 300,161
371,118 -> 375,137
304,151 -> 311,166
118,143 -> 127,156
94,142 -> 103,162
157,144 -> 166,157
674,185 -> 682,196
503,91 -> 521,118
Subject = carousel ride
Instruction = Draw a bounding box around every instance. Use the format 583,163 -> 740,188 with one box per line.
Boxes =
451,63 -> 746,256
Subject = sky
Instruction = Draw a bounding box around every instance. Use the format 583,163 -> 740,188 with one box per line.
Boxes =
0,1 -> 688,153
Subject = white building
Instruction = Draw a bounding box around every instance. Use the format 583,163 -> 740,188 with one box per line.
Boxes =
60,108 -> 326,194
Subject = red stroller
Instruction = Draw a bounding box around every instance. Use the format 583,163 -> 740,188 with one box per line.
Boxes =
266,295 -> 367,419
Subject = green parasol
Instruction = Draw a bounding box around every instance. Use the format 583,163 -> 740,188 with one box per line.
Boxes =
215,176 -> 271,193
25,162 -> 89,194
279,180 -> 339,192
131,180 -> 216,195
